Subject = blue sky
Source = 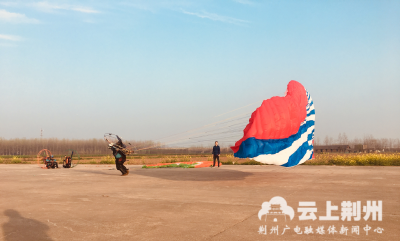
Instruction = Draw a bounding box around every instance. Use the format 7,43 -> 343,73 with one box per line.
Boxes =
0,0 -> 399,145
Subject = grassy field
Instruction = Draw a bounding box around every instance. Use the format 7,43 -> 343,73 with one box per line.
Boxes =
0,153 -> 399,166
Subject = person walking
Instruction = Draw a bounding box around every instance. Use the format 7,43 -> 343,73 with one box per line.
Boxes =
212,141 -> 221,167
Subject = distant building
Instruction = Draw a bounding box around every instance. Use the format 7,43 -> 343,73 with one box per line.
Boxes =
352,145 -> 368,152
350,144 -> 380,153
314,144 -> 392,153
314,145 -> 351,153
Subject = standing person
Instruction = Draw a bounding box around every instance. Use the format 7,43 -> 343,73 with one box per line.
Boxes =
212,141 -> 221,167
109,142 -> 129,176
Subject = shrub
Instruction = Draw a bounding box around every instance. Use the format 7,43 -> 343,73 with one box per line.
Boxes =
142,163 -> 195,169
225,154 -> 237,164
99,160 -> 114,164
239,160 -> 263,165
222,159 -> 262,165
180,155 -> 192,162
101,155 -> 114,163
162,155 -> 179,163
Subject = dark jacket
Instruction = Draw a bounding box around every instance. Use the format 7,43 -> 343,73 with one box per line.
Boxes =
212,145 -> 220,155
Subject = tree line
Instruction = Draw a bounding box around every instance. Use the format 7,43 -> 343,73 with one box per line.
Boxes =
314,133 -> 400,150
2,134 -> 399,156
0,138 -> 158,156
0,138 -> 233,156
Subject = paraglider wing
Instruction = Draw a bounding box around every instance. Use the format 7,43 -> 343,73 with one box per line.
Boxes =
231,80 -> 315,167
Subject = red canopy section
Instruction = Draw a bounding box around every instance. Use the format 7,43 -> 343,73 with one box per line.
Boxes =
231,80 -> 308,153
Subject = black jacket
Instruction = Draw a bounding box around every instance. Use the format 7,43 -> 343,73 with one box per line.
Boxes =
212,145 -> 220,155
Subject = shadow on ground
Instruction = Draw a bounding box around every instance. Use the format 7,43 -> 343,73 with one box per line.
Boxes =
134,168 -> 253,181
2,209 -> 53,241
73,169 -> 117,176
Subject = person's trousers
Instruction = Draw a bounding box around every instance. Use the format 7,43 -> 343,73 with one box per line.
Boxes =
213,154 -> 220,167
115,158 -> 127,174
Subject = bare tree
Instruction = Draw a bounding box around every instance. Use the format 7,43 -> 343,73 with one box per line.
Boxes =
337,133 -> 343,144
352,137 -> 362,145
324,135 -> 330,145
363,135 -> 376,148
323,135 -> 335,145
342,133 -> 349,144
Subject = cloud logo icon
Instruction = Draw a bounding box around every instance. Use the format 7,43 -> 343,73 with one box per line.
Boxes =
258,196 -> 294,222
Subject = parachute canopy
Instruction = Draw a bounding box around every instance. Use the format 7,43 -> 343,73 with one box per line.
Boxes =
231,80 -> 315,167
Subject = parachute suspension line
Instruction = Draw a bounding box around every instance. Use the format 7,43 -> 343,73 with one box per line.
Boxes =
136,111 -> 253,151
162,119 -> 250,147
187,129 -> 244,139
213,101 -> 260,118
168,136 -> 243,145
134,99 -> 263,151
139,123 -> 246,150
139,125 -> 246,150
137,126 -> 245,151
138,111 -> 249,144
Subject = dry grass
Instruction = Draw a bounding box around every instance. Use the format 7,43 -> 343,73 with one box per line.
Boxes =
1,153 -> 399,166
100,155 -> 114,164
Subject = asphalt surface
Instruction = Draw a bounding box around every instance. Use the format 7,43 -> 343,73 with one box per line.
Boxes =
0,164 -> 399,241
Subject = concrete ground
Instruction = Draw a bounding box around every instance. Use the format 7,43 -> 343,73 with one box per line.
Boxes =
0,164 -> 398,241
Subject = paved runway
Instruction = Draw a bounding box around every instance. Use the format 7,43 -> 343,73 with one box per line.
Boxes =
0,164 -> 398,240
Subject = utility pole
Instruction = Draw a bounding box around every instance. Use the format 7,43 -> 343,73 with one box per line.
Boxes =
40,128 -> 43,139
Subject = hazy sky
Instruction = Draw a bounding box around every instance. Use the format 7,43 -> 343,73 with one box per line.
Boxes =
1,0 -> 399,144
